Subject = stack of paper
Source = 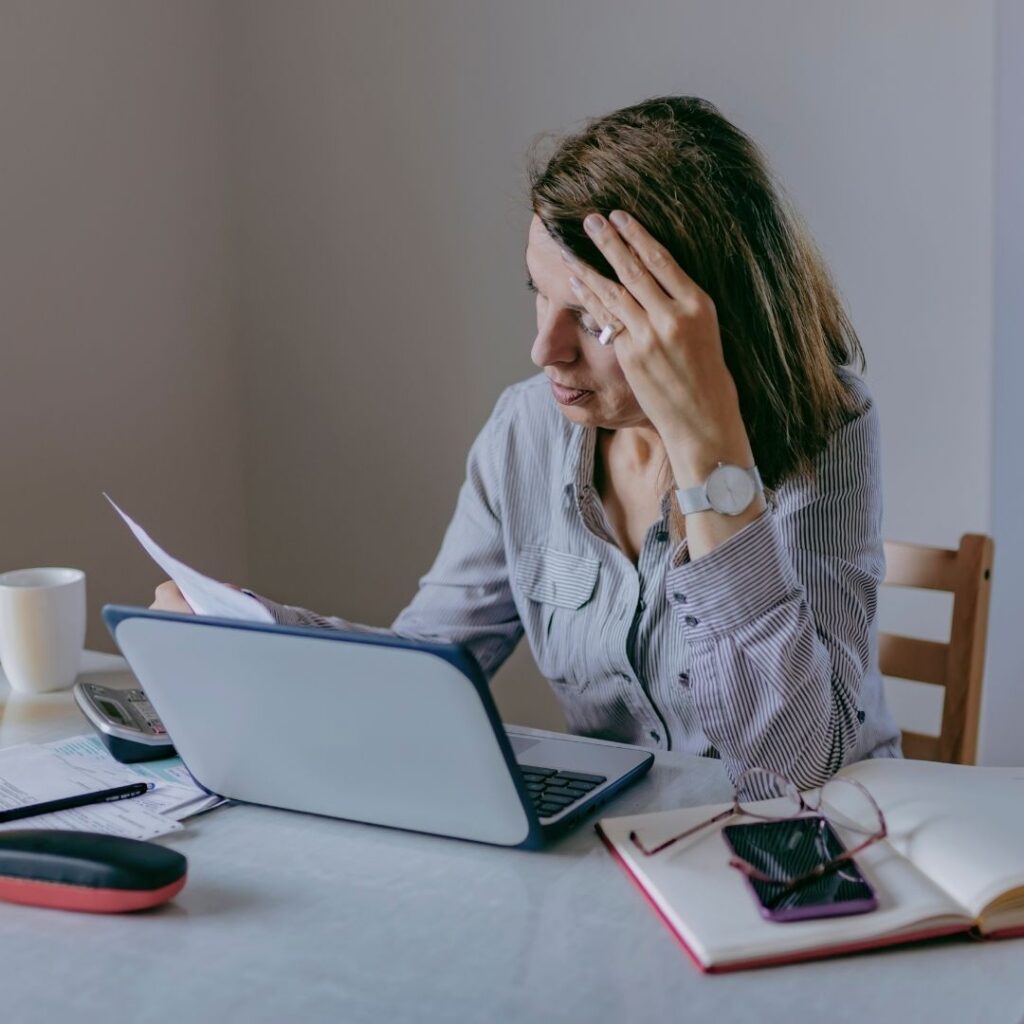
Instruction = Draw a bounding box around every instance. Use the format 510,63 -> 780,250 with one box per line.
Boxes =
0,735 -> 227,841
45,734 -> 226,820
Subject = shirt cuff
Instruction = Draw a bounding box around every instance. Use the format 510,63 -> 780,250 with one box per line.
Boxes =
241,589 -> 301,626
664,508 -> 802,640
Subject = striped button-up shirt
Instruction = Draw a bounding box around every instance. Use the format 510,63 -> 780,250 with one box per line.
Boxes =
257,369 -> 902,788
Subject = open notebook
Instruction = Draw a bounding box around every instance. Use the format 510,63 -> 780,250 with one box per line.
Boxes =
596,759 -> 1024,973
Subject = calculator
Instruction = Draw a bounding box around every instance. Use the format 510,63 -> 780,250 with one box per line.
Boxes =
73,681 -> 176,763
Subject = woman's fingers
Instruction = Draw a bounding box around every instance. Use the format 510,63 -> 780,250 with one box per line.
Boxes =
151,580 -> 194,614
561,243 -> 647,341
563,210 -> 710,336
581,211 -> 675,315
602,210 -> 703,305
566,273 -> 620,344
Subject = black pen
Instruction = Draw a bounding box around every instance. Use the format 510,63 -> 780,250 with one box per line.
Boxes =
0,782 -> 154,825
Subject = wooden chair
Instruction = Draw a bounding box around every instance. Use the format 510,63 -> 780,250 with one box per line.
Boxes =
879,534 -> 995,764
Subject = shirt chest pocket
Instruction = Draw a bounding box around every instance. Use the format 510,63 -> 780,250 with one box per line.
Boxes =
515,545 -> 601,691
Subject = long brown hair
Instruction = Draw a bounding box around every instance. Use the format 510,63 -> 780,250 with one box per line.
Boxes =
526,96 -> 865,535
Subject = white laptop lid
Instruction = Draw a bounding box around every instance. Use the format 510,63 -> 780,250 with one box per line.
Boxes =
106,608 -> 538,847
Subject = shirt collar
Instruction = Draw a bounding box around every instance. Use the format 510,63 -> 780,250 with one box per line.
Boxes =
563,423 -> 674,522
563,422 -> 596,496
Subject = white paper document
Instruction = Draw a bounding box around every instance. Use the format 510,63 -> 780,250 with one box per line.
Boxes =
0,744 -> 185,841
45,734 -> 226,821
104,493 -> 272,622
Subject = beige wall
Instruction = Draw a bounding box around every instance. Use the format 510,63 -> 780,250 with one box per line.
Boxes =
0,1 -> 247,651
224,0 -> 573,728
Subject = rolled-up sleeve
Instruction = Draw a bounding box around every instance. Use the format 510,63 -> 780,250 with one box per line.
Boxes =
665,402 -> 885,790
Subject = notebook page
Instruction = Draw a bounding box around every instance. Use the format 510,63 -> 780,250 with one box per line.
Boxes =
840,759 -> 1024,920
598,800 -> 966,969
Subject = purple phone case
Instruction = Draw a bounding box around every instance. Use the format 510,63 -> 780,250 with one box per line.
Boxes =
721,821 -> 878,923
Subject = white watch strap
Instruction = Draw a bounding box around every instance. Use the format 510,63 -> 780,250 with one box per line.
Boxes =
675,481 -> 712,515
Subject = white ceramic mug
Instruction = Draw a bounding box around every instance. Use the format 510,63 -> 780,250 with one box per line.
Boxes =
0,568 -> 87,693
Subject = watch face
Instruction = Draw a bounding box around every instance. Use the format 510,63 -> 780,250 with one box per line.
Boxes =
705,465 -> 756,516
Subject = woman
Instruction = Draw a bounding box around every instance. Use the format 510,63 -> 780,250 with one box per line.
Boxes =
154,95 -> 902,790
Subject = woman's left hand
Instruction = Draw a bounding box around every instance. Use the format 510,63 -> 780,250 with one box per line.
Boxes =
561,210 -> 752,485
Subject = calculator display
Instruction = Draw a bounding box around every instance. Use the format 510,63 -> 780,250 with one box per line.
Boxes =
73,682 -> 175,764
98,700 -> 128,725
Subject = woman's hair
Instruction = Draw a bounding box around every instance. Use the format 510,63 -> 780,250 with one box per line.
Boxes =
525,95 -> 865,534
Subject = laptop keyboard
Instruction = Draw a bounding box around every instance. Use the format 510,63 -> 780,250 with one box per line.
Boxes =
518,765 -> 607,819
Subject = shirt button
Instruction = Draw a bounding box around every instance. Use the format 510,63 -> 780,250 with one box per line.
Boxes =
677,672 -> 691,689
638,598 -> 646,611
649,730 -> 660,744
655,530 -> 669,543
672,591 -> 687,604
683,615 -> 698,627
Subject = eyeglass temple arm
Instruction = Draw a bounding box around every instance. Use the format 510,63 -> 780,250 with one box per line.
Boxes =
629,805 -> 736,856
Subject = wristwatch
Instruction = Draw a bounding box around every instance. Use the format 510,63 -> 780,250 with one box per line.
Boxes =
676,463 -> 764,516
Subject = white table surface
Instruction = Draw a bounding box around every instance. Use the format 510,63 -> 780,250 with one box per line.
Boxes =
1,654 -> 1023,1024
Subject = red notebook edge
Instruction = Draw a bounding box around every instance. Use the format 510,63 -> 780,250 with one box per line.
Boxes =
594,821 -> 711,973
594,822 -> 975,974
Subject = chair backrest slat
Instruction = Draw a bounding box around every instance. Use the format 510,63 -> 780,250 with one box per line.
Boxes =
882,541 -> 960,591
880,534 -> 994,765
900,730 -> 941,762
877,634 -> 947,687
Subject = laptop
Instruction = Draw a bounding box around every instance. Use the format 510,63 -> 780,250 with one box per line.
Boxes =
102,606 -> 654,848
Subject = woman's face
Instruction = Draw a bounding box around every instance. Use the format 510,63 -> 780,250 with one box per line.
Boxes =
526,215 -> 650,430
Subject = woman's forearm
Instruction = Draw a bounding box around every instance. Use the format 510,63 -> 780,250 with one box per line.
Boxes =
662,399 -> 766,562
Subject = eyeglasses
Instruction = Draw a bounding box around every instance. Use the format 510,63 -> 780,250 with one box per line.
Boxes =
629,766 -> 887,892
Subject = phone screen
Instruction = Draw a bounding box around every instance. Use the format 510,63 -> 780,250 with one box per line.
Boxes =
721,816 -> 877,922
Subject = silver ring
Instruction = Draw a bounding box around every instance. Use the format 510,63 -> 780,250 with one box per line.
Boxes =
597,320 -> 624,346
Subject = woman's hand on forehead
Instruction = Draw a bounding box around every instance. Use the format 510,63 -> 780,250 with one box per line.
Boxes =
558,210 -> 748,478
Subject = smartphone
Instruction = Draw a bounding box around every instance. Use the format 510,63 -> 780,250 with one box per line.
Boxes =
721,816 -> 878,922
